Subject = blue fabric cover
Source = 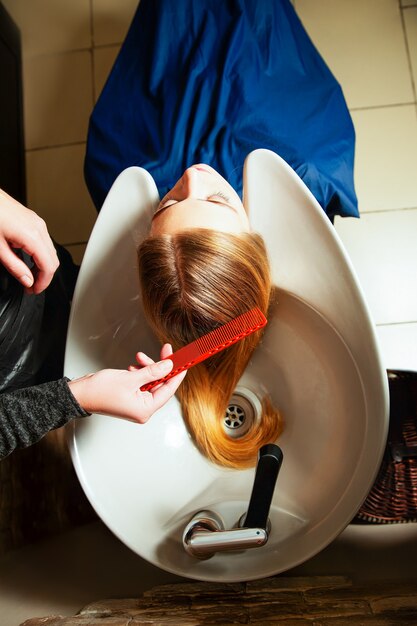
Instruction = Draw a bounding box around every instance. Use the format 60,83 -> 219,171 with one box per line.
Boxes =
85,0 -> 358,219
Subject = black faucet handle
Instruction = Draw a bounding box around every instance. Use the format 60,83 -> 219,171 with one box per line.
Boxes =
242,443 -> 283,530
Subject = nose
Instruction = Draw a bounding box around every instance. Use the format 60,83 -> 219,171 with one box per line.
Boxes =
180,167 -> 202,199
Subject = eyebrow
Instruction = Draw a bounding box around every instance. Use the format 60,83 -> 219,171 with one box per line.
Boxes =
151,199 -> 238,220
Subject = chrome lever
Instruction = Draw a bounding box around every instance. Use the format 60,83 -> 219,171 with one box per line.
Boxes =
183,510 -> 267,559
182,444 -> 283,560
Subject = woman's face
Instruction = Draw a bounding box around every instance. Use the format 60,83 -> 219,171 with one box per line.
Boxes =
150,164 -> 250,235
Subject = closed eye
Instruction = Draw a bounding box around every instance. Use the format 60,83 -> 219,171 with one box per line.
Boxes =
153,194 -> 237,220
158,196 -> 176,210
208,191 -> 231,203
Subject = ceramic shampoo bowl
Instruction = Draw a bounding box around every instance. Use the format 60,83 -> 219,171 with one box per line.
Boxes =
65,149 -> 389,582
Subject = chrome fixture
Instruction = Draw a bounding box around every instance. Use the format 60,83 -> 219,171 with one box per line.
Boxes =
223,388 -> 262,439
183,444 -> 283,559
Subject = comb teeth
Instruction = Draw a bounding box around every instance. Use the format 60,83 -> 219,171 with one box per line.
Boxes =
140,307 -> 267,392
195,308 -> 267,357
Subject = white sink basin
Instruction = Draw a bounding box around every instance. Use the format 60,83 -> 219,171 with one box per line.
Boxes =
65,149 -> 389,582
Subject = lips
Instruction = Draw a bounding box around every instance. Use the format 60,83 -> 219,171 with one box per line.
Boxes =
192,165 -> 212,174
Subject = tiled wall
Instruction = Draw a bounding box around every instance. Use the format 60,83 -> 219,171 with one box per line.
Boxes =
2,0 -> 417,368
2,0 -> 138,264
294,0 -> 417,211
293,0 -> 417,369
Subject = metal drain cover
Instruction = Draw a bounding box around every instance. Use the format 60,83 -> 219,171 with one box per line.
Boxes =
223,389 -> 262,439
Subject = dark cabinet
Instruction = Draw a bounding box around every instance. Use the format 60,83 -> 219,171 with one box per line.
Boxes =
0,2 -> 26,204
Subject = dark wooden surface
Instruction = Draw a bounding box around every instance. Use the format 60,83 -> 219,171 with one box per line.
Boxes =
21,575 -> 417,625
0,429 -> 96,555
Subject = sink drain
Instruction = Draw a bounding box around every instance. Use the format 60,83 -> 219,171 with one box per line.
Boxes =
223,388 -> 262,439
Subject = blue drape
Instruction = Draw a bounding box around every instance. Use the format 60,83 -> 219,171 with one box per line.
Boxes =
85,0 -> 358,219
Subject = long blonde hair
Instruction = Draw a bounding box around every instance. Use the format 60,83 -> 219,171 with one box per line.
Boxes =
138,229 -> 283,468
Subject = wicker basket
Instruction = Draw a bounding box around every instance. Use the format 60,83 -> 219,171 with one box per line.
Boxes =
354,370 -> 417,524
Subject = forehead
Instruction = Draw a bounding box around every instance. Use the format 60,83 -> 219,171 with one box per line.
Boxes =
150,199 -> 248,235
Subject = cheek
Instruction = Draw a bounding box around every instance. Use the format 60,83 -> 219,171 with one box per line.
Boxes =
223,182 -> 243,206
166,177 -> 183,197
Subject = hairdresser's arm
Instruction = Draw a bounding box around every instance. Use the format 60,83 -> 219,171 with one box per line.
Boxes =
68,355 -> 185,423
0,188 -> 59,294
0,347 -> 186,459
0,378 -> 88,459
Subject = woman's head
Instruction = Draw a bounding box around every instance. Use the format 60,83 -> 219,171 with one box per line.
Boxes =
137,166 -> 283,468
138,229 -> 283,468
151,164 -> 250,235
139,229 -> 270,347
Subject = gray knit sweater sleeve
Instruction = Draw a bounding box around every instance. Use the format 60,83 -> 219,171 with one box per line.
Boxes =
0,378 -> 90,459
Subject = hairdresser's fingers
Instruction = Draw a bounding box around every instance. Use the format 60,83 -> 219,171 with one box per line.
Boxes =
127,351 -> 155,371
25,220 -> 59,294
133,345 -> 173,367
130,344 -> 173,372
0,242 -> 35,289
0,187 -> 59,293
144,344 -> 174,380
160,343 -> 173,360
142,344 -> 174,390
150,369 -> 187,411
27,243 -> 60,294
136,351 -> 155,366
138,358 -> 173,387
7,222 -> 59,295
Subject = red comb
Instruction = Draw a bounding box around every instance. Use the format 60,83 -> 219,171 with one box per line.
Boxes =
140,307 -> 267,392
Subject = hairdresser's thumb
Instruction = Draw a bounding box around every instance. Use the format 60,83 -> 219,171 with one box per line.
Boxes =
0,244 -> 34,290
142,358 -> 173,383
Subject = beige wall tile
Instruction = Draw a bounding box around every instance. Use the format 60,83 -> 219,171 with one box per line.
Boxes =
295,0 -> 414,108
404,7 -> 417,95
402,0 -> 417,7
93,46 -> 120,101
26,144 -> 97,245
335,209 -> 417,325
2,0 -> 91,56
376,322 -> 417,370
92,0 -> 138,46
23,51 -> 93,150
351,105 -> 417,212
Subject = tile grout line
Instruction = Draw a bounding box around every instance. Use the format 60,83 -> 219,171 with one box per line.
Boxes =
89,0 -> 96,104
400,1 -> 417,102
26,141 -> 86,153
22,47 -> 92,60
90,0 -> 95,48
358,206 -> 417,215
376,321 -> 417,327
22,43 -> 122,60
92,43 -> 122,51
349,101 -> 415,113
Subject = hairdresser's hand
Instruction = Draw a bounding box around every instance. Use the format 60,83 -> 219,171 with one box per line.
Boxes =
68,345 -> 186,423
0,188 -> 59,294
